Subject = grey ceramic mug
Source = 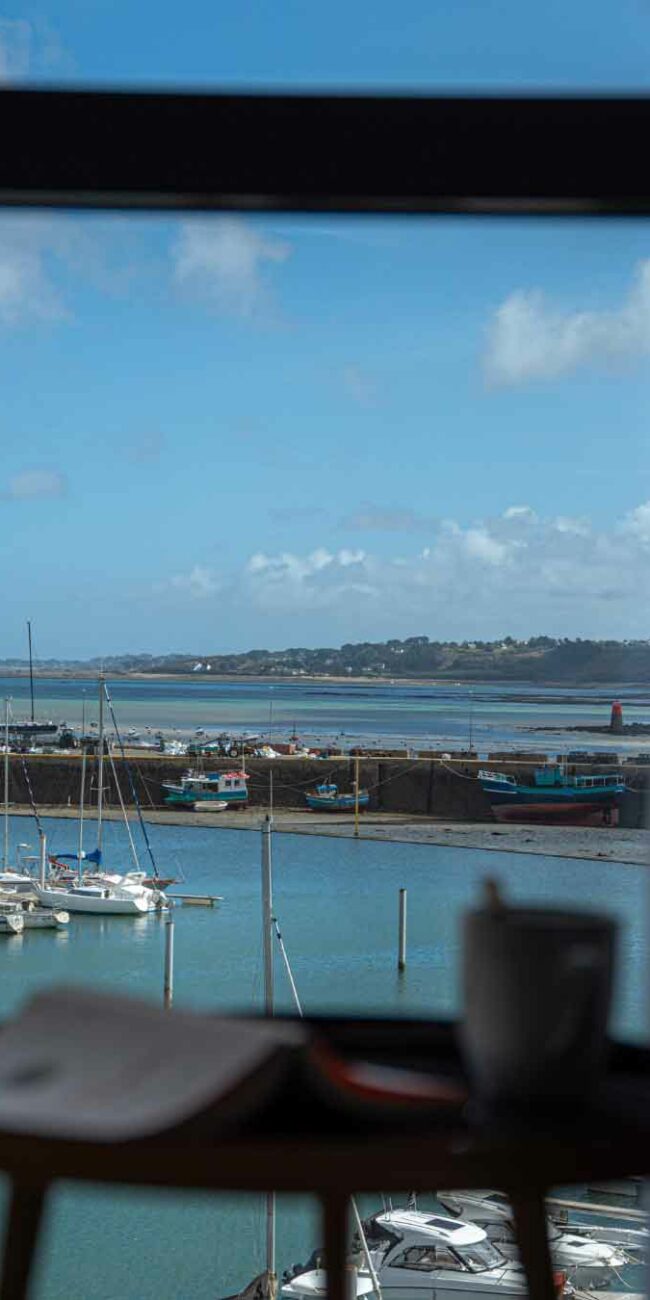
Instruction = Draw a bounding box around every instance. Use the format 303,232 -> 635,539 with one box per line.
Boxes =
461,904 -> 617,1111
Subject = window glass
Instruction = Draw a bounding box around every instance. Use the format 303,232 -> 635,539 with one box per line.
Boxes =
391,1247 -> 460,1272
0,198 -> 647,1300
8,2 -> 650,92
434,1248 -> 466,1271
459,1241 -> 505,1271
485,1223 -> 517,1244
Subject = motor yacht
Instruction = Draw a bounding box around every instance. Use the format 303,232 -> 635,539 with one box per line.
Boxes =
283,1210 -> 537,1300
437,1192 -> 627,1285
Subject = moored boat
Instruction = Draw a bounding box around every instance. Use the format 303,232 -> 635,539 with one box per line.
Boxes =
19,902 -> 69,929
33,694 -> 167,916
305,782 -> 370,812
162,769 -> 248,808
478,765 -> 626,827
0,904 -> 24,934
437,1190 -> 627,1286
34,881 -> 152,914
284,1209 -> 555,1300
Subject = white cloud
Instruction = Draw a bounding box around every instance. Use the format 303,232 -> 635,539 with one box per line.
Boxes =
0,19 -> 30,79
0,226 -> 66,323
172,218 -> 290,315
554,515 -> 590,537
485,259 -> 650,385
244,548 -> 372,611
619,500 -> 650,544
0,18 -> 72,81
227,503 -> 650,637
170,566 -> 220,599
6,469 -> 65,500
0,213 -> 138,327
461,527 -> 507,565
503,505 -> 537,522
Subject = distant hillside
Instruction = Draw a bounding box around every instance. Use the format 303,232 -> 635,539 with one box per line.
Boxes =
4,636 -> 650,683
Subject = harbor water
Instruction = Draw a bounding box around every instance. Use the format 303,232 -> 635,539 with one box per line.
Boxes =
0,813 -> 646,1298
3,676 -> 650,754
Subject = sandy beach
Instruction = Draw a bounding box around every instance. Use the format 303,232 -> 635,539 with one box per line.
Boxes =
11,804 -> 650,866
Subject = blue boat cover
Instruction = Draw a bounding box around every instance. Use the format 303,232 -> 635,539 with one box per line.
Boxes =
53,848 -> 102,864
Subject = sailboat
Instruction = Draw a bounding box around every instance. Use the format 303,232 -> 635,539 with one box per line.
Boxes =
34,682 -> 165,916
0,700 -> 37,895
0,698 -> 69,929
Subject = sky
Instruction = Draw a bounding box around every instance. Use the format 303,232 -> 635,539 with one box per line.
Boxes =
2,3 -> 650,657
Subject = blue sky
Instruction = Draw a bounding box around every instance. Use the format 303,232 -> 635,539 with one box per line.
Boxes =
2,3 -> 650,657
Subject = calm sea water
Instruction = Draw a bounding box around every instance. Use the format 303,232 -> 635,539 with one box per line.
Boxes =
2,676 -> 650,754
0,814 -> 646,1299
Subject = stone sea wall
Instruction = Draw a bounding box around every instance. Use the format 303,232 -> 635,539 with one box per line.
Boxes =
7,754 -> 649,825
6,754 -> 491,819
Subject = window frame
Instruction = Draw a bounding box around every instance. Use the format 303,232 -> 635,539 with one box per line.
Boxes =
0,87 -> 649,217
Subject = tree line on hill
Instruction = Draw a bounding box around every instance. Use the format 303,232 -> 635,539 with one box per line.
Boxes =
8,635 -> 648,683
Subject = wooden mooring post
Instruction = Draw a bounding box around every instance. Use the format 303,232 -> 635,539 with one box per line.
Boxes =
398,887 -> 407,972
163,914 -> 174,1009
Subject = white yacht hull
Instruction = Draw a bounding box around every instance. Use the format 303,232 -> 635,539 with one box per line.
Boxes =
482,1242 -> 617,1287
33,884 -> 150,915
0,913 -> 24,933
565,1222 -> 649,1255
21,909 -> 69,929
374,1268 -> 529,1300
286,1273 -> 529,1300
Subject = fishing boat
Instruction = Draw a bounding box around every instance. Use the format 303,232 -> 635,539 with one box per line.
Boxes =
305,782 -> 370,812
437,1191 -> 627,1286
162,769 -> 248,808
478,765 -> 626,826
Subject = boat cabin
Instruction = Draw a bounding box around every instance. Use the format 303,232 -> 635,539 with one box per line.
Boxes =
162,769 -> 249,806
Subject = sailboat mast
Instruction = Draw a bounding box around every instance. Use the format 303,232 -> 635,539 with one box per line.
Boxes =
77,747 -> 87,885
3,698 -> 9,871
262,814 -> 274,1013
97,675 -> 104,851
27,620 -> 35,724
261,814 -> 276,1283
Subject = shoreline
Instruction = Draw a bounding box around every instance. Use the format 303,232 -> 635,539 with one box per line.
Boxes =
12,804 -> 650,867
2,668 -> 650,695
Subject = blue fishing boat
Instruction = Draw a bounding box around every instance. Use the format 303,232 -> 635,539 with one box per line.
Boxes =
479,765 -> 626,826
162,769 -> 249,809
305,782 -> 370,812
